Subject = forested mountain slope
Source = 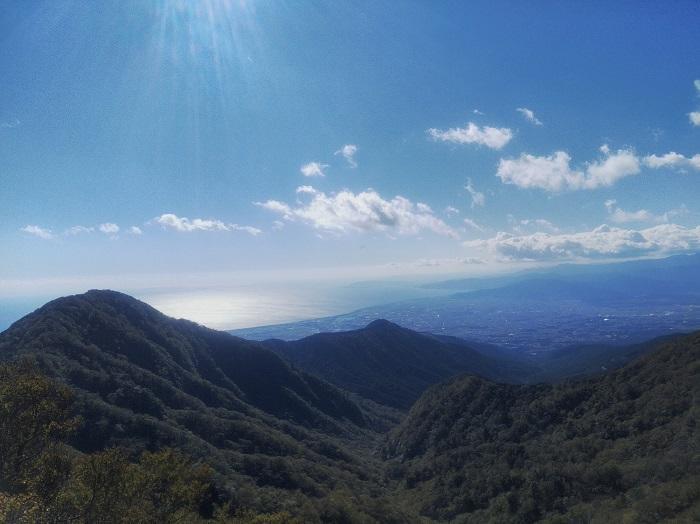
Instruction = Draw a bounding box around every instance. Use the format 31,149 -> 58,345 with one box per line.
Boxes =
263,319 -> 535,410
0,290 -> 411,520
384,331 -> 700,522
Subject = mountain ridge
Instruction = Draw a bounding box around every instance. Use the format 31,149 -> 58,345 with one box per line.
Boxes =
1,290 -> 698,522
261,318 -> 536,410
0,289 -> 407,517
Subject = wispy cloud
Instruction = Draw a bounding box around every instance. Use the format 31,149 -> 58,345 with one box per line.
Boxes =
20,225 -> 53,240
444,206 -> 460,216
401,256 -> 485,268
334,144 -> 358,168
0,118 -> 20,129
256,186 -> 458,238
644,152 -> 700,171
689,80 -> 700,125
513,218 -> 559,234
465,178 -> 485,208
463,218 -> 485,232
516,107 -> 543,126
496,146 -> 640,192
23,223 -> 148,239
604,199 -> 686,224
231,224 -> 263,235
64,225 -> 94,235
466,223 -> 700,261
300,161 -> 328,177
428,122 -> 513,150
154,214 -> 261,235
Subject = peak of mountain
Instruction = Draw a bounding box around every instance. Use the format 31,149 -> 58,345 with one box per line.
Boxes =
383,331 -> 700,522
0,290 -> 396,506
2,289 -> 367,430
262,320 -> 536,410
0,291 -> 423,520
364,318 -> 401,331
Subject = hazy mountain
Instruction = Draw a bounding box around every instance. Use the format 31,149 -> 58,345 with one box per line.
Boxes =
232,253 -> 700,351
384,331 -> 700,522
263,319 -> 536,410
423,253 -> 700,294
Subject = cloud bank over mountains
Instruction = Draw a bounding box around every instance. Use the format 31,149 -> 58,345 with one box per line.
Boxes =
466,224 -> 700,261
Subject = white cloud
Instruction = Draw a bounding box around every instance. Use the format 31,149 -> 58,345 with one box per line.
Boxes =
296,185 -> 317,195
644,152 -> 700,171
465,223 -> 700,261
516,107 -> 543,126
154,214 -> 260,235
98,223 -> 120,235
428,122 -> 513,150
586,148 -> 641,187
128,226 -> 143,235
444,206 -> 460,216
256,200 -> 293,219
20,225 -> 53,240
300,162 -> 328,177
465,178 -> 485,208
496,147 -> 640,192
64,225 -> 94,236
497,151 -> 582,191
334,144 -> 358,168
256,186 -> 458,238
155,214 -> 229,232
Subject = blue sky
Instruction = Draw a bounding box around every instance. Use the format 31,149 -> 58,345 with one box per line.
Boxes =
2,1 -> 700,324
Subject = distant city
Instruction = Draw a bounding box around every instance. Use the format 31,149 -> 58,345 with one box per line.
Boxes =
233,254 -> 700,353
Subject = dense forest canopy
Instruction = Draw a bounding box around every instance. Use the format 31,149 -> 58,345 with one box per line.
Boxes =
0,291 -> 698,522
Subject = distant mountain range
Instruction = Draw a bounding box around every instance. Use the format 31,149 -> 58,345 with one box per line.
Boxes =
231,253 -> 700,351
1,290 -> 698,522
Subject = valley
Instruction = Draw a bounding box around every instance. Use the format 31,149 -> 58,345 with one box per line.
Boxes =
1,290 -> 698,522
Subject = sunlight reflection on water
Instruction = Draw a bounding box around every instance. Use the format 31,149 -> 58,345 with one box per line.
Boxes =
138,281 -> 446,331
141,287 -> 341,330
